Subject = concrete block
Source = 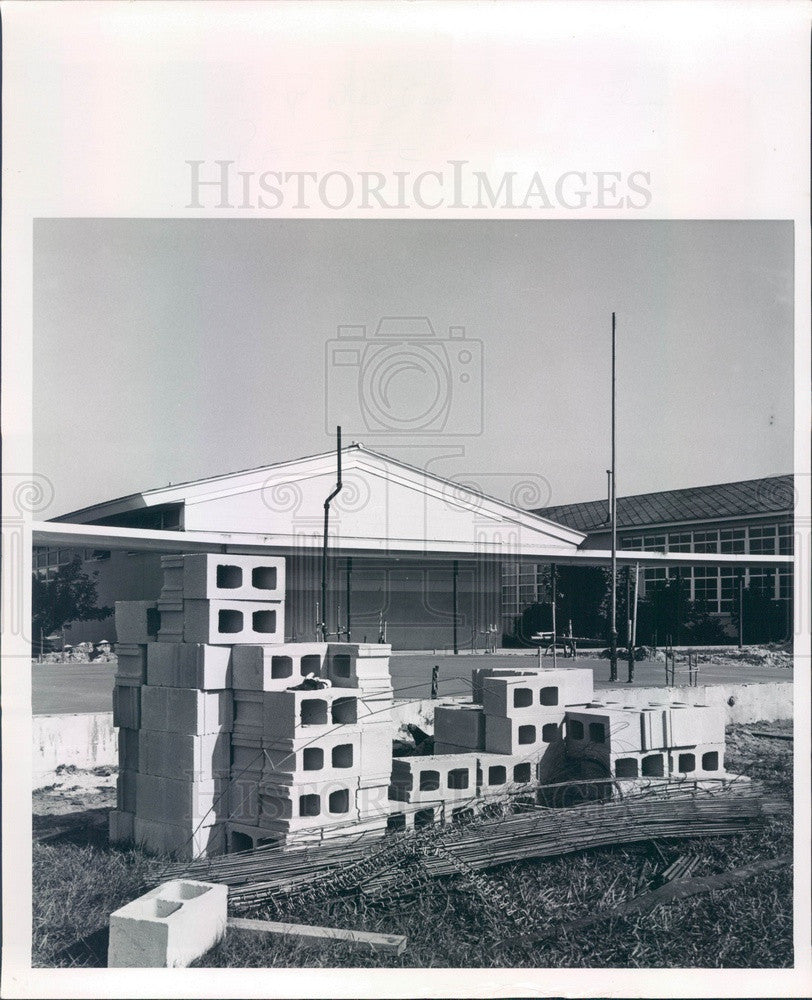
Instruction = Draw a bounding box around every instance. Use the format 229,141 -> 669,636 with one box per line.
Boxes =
156,599 -> 184,643
183,599 -> 285,645
109,808 -> 134,846
262,730 -> 362,785
133,817 -> 225,859
390,754 -> 478,805
231,642 -> 328,691
355,782 -> 393,820
565,705 -> 646,756
484,710 -> 565,755
117,769 -> 138,813
115,601 -> 160,644
232,690 -> 265,740
261,689 -> 362,742
357,726 -> 395,785
108,879 -> 228,967
182,553 -> 286,602
118,727 -> 140,772
115,643 -> 148,686
670,743 -> 726,777
434,704 -> 486,753
135,772 -> 228,825
608,749 -> 671,780
258,779 -> 361,832
666,704 -> 726,748
113,685 -> 141,730
159,555 -> 185,600
138,730 -> 230,781
140,685 -> 232,736
146,642 -> 232,690
483,669 -> 594,719
471,667 -> 537,704
324,643 -> 393,689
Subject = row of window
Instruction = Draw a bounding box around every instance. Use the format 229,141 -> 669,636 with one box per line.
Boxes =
642,565 -> 792,609
621,523 -> 793,556
34,546 -> 111,570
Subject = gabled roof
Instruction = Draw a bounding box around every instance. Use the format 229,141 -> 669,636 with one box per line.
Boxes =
532,474 -> 794,533
51,444 -> 587,547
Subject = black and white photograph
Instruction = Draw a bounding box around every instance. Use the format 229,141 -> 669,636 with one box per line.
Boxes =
1,4 -> 809,998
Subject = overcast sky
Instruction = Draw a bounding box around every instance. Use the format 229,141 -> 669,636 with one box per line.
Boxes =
34,219 -> 793,517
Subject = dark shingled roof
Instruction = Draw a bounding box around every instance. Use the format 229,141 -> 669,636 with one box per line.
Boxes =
533,475 -> 794,533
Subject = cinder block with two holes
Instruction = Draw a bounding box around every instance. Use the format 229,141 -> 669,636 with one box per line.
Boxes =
108,879 -> 227,967
262,729 -> 362,785
182,553 -> 286,602
231,642 -> 328,691
484,710 -> 565,755
182,599 -> 285,645
390,754 -> 478,805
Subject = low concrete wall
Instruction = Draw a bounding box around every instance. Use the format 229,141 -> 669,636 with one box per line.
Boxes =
33,712 -> 117,787
393,681 -> 793,734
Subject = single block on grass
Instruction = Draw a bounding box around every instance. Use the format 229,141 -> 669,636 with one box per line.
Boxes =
108,879 -> 227,967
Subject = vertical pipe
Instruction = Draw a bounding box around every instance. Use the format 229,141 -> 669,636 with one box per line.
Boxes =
452,560 -> 459,655
346,556 -> 352,641
551,562 -> 557,669
632,562 -> 640,646
610,312 -> 618,681
321,426 -> 343,641
738,568 -> 744,648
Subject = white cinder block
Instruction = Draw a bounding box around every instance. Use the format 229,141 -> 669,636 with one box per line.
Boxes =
109,809 -> 134,845
231,643 -> 328,691
146,642 -> 231,690
357,726 -> 394,784
108,879 -> 228,967
115,601 -> 160,644
113,685 -> 141,729
390,754 -> 477,805
670,743 -> 725,777
138,730 -> 230,781
261,689 -> 362,742
140,685 -> 232,736
258,779 -> 360,832
485,711 -> 565,755
355,782 -> 393,820
135,772 -> 228,826
133,818 -> 225,860
183,599 -> 285,646
666,705 -> 726,748
114,644 -> 147,686
471,666 -> 538,704
182,554 -> 286,602
262,730 -> 362,785
324,642 -> 392,688
434,704 -> 486,752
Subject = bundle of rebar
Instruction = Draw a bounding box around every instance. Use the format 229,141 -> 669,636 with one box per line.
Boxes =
156,779 -> 787,912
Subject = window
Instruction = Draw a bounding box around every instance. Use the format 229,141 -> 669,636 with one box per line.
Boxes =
667,533 -> 691,553
720,570 -> 736,612
518,725 -> 536,745
693,567 -> 719,609
778,524 -> 793,555
693,530 -> 719,553
749,525 -> 777,554
720,528 -> 746,553
621,536 -> 644,550
644,535 -> 667,552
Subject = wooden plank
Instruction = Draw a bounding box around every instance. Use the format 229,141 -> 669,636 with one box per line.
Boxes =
227,916 -> 407,955
751,730 -> 793,742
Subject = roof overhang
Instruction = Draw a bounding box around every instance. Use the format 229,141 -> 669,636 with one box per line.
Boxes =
32,521 -> 794,568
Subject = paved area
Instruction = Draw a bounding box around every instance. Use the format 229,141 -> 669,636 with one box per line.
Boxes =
31,652 -> 792,715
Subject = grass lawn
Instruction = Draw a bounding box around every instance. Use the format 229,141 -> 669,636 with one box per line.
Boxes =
32,722 -> 793,969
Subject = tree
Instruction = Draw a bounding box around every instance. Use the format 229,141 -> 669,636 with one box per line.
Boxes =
32,555 -> 113,649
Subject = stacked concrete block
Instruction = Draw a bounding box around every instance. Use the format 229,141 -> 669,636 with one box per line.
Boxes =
232,642 -> 328,691
390,753 -> 478,807
433,704 -> 486,755
476,751 -> 539,799
108,879 -> 227,967
147,641 -> 232,690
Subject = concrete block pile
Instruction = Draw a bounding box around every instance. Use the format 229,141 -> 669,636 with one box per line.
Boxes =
109,553 -> 398,857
